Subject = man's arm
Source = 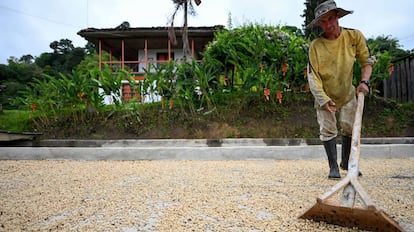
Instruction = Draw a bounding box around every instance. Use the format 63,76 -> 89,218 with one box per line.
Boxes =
356,64 -> 372,95
355,30 -> 375,96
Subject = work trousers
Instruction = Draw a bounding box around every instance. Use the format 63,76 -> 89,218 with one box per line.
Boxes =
316,96 -> 357,141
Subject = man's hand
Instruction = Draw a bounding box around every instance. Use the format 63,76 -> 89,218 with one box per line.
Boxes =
356,81 -> 370,96
323,100 -> 336,112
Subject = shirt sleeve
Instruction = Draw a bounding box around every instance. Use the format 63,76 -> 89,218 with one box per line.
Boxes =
307,44 -> 331,107
355,30 -> 375,67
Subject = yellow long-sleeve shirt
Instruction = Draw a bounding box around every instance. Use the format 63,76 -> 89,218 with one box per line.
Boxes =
308,28 -> 373,109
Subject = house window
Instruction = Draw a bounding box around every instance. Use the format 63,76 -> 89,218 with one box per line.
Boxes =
157,52 -> 174,68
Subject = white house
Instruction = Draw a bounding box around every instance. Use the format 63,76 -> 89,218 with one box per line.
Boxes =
78,24 -> 224,103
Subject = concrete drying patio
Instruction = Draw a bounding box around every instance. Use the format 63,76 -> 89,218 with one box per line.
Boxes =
0,138 -> 413,231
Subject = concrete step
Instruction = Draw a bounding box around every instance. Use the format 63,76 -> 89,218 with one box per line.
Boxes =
2,137 -> 414,147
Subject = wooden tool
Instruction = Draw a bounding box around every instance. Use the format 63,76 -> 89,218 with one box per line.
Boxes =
299,92 -> 405,231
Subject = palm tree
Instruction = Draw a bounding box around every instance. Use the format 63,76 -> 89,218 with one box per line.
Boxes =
168,0 -> 202,59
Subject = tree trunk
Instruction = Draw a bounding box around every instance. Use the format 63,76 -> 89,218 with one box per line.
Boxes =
182,0 -> 191,59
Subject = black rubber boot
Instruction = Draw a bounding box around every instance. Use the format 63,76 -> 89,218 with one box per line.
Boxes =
340,136 -> 362,176
340,136 -> 352,170
322,138 -> 341,179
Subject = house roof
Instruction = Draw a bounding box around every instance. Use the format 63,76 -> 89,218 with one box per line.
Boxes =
77,25 -> 224,60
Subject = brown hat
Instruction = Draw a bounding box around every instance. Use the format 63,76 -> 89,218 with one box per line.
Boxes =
306,0 -> 353,29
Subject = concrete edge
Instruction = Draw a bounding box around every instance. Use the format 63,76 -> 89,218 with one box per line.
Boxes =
1,144 -> 413,161
3,137 -> 414,147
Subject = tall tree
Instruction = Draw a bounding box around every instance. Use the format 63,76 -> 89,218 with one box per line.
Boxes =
368,35 -> 409,59
168,0 -> 202,59
0,57 -> 42,109
36,39 -> 86,75
19,55 -> 35,64
50,39 -> 75,54
302,0 -> 326,39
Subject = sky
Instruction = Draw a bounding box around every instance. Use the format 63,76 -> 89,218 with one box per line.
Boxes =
1,0 -> 414,64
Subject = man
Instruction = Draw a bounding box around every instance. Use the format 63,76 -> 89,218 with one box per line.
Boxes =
307,0 -> 375,179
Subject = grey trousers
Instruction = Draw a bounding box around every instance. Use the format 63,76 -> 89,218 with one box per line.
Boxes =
316,96 -> 357,141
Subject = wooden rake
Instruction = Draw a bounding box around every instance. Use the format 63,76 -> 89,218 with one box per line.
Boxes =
299,92 -> 405,231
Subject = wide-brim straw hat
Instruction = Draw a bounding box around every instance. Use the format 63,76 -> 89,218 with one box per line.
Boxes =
306,0 -> 353,29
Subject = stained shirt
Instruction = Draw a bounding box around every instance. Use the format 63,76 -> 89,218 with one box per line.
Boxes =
308,28 -> 373,109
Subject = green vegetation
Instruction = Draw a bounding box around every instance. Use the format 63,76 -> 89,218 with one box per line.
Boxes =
2,92 -> 412,139
0,110 -> 34,132
0,22 -> 412,139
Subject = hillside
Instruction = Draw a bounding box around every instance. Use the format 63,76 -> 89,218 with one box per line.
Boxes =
32,93 -> 414,140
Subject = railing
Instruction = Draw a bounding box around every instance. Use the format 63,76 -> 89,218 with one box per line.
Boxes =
102,59 -> 203,77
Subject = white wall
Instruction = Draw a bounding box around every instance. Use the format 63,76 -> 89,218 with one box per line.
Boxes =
102,48 -> 187,105
138,49 -> 185,72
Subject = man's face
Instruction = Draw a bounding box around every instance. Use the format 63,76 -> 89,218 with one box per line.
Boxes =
317,10 -> 339,34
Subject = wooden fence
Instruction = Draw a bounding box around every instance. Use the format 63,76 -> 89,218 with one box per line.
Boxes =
383,54 -> 414,102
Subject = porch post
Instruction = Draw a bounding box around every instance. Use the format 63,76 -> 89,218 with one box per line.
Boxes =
191,38 -> 195,58
168,39 -> 172,61
122,39 -> 125,70
99,40 -> 102,70
110,50 -> 113,65
145,39 -> 148,70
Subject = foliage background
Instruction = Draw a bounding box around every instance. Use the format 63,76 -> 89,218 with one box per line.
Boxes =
0,20 -> 413,139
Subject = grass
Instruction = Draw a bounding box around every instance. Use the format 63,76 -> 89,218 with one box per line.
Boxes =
0,110 -> 34,132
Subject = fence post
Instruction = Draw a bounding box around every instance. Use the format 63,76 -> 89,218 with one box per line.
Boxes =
383,54 -> 414,103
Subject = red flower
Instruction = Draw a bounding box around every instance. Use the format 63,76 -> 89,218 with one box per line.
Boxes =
264,87 -> 270,101
169,99 -> 174,109
389,63 -> 394,75
282,63 -> 288,76
31,103 -> 36,112
277,91 -> 282,104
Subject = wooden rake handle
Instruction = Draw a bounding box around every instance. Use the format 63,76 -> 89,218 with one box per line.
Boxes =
348,92 -> 365,177
318,92 -> 368,205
